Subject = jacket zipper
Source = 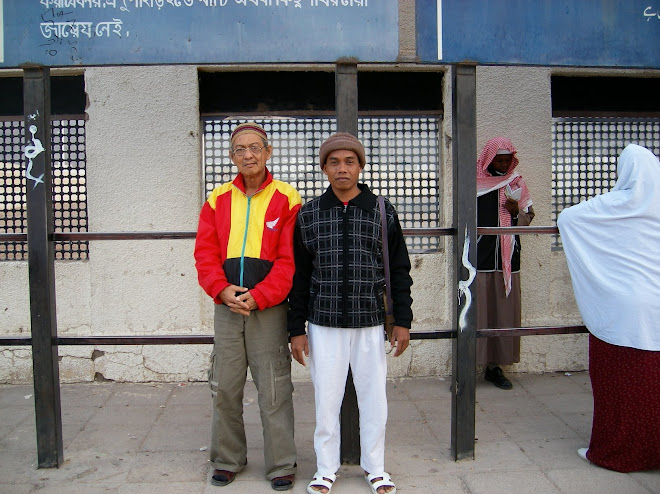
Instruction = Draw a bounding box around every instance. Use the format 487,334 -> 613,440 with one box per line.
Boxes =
239,195 -> 252,287
342,203 -> 349,325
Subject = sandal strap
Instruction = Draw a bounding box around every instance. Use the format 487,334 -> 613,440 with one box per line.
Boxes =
309,472 -> 336,489
366,472 -> 395,490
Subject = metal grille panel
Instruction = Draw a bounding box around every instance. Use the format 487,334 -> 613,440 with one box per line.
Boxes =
0,118 -> 89,261
552,117 -> 660,250
202,116 -> 441,253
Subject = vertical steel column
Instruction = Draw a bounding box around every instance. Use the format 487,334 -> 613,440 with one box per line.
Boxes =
451,64 -> 477,460
23,66 -> 63,468
335,61 -> 361,464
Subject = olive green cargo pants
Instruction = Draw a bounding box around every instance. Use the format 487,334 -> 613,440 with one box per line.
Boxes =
208,303 -> 296,480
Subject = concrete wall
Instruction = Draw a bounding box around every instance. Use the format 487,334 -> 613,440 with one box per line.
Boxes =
0,62 -> 583,384
2,3 -> 656,383
0,65 -> 210,383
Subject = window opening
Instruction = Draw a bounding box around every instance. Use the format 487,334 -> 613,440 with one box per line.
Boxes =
202,115 -> 440,253
1,118 -> 89,261
551,76 -> 660,117
551,117 -> 660,250
200,70 -> 443,253
550,75 -> 660,250
1,75 -> 88,261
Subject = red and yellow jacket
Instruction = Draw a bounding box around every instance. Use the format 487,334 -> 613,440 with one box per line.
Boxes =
194,169 -> 301,310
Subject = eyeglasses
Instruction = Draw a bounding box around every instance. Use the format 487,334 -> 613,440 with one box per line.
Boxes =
232,145 -> 265,157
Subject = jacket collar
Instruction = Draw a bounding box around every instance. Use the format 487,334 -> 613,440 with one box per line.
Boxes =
319,183 -> 377,211
232,167 -> 273,195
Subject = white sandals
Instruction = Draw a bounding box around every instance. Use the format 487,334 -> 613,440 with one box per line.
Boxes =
307,471 -> 396,494
364,472 -> 396,494
365,472 -> 396,494
307,472 -> 336,494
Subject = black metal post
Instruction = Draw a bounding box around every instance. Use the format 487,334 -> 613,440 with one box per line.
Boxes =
23,66 -> 63,468
335,61 -> 361,464
335,61 -> 358,136
451,64 -> 477,460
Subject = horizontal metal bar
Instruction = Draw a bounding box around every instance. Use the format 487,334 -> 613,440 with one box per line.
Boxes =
477,326 -> 588,337
0,325 -> 588,346
1,232 -> 197,242
51,232 -> 196,241
201,110 -> 444,118
0,233 -> 28,241
3,226 -> 561,243
478,226 -> 559,235
0,336 -> 33,345
410,330 -> 456,339
402,227 -> 455,236
57,335 -> 215,345
55,229 -> 458,240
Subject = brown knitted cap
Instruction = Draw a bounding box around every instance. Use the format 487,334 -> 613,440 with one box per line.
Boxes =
319,132 -> 365,169
231,122 -> 268,145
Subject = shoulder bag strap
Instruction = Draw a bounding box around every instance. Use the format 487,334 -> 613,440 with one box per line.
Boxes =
378,196 -> 394,317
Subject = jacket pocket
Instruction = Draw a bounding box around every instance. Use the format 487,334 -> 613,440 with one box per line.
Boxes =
269,347 -> 293,407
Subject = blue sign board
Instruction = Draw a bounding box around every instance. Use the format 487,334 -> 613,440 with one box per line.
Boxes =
0,0 -> 398,67
417,0 -> 660,68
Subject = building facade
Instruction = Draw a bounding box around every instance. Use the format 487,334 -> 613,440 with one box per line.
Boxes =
1,2 -> 658,383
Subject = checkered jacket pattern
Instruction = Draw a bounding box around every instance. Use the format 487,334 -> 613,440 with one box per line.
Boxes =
287,184 -> 413,336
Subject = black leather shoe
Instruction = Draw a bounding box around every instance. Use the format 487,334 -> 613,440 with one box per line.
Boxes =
271,474 -> 295,491
211,470 -> 236,486
485,366 -> 512,390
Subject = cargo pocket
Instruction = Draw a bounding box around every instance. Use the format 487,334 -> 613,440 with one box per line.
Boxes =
269,347 -> 293,407
208,349 -> 218,398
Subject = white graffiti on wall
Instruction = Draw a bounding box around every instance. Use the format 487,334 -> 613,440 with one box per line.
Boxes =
457,225 -> 476,332
24,123 -> 46,188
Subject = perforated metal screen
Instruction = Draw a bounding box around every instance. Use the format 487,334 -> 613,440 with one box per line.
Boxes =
551,117 -> 660,250
202,116 -> 441,253
0,120 -> 25,260
0,118 -> 89,261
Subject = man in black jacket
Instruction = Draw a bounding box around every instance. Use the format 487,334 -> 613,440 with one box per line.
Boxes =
288,133 -> 413,494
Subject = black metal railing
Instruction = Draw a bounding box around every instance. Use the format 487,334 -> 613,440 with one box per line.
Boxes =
0,225 -> 586,349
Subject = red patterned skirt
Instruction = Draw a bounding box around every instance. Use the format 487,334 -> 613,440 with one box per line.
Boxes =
587,334 -> 660,472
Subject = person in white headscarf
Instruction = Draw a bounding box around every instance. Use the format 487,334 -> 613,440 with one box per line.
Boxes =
476,137 -> 534,390
557,143 -> 660,473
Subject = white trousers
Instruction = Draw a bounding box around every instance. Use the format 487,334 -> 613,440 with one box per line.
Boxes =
308,323 -> 388,476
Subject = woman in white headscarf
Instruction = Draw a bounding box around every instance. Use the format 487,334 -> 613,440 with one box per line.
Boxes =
557,144 -> 660,473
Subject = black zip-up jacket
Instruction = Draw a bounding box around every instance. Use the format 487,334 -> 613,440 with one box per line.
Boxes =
477,189 -> 534,272
287,184 -> 413,337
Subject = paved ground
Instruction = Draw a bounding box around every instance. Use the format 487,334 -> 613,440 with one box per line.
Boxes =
0,372 -> 658,494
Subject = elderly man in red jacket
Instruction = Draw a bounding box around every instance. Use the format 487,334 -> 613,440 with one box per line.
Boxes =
195,122 -> 301,491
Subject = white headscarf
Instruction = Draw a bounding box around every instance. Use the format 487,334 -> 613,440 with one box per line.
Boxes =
557,144 -> 660,351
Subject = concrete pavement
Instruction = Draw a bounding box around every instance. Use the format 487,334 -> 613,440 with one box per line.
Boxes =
1,373 -> 658,494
